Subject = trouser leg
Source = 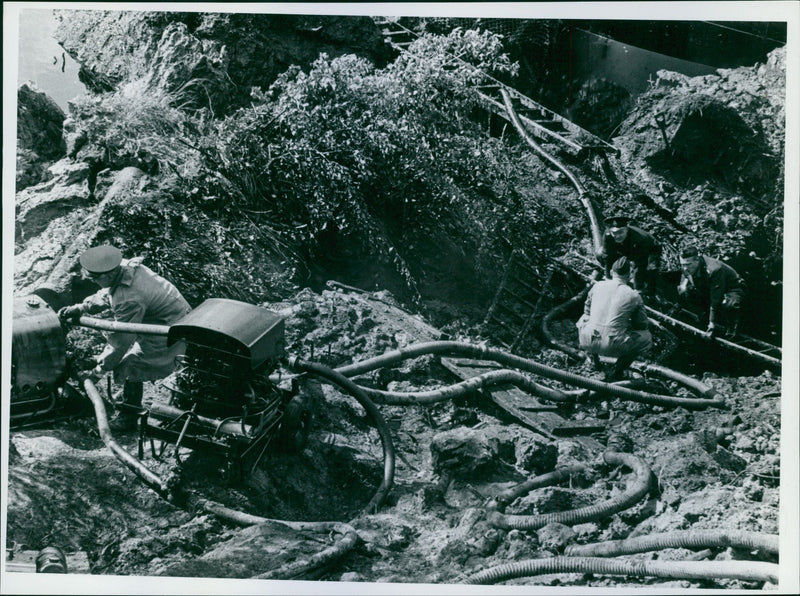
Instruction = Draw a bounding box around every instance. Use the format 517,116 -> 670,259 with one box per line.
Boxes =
123,380 -> 143,409
110,381 -> 144,432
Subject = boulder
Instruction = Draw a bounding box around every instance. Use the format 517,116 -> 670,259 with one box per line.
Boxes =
536,522 -> 576,552
17,83 -> 66,160
515,433 -> 557,474
430,426 -> 516,482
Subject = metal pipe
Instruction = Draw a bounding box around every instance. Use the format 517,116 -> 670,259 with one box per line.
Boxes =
149,403 -> 252,438
287,357 -> 395,515
82,378 -> 170,497
644,306 -> 781,370
335,341 -> 726,410
354,369 -> 573,405
466,556 -> 779,585
76,315 -> 170,336
565,529 -> 779,557
487,451 -> 650,531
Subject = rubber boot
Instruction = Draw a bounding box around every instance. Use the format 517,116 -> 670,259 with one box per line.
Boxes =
110,381 -> 143,432
605,354 -> 635,382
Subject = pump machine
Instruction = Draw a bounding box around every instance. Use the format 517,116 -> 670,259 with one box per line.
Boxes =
10,295 -> 310,479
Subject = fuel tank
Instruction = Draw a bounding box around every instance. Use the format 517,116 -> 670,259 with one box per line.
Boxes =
11,294 -> 68,403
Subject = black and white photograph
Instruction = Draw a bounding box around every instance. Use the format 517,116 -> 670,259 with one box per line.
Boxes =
3,2 -> 798,594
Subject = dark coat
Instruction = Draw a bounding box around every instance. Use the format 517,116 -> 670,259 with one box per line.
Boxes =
602,225 -> 661,277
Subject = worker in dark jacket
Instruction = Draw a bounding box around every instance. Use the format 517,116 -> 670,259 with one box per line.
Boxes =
59,244 -> 191,430
577,256 -> 652,381
600,215 -> 661,297
677,246 -> 746,339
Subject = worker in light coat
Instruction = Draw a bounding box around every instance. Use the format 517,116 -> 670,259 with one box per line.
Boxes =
59,244 -> 191,430
577,256 -> 652,381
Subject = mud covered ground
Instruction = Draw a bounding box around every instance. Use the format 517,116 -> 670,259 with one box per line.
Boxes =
5,285 -> 782,591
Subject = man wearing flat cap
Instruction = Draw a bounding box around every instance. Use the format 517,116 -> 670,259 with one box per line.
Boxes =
577,256 -> 652,381
600,215 -> 662,297
677,246 -> 746,339
59,244 -> 191,430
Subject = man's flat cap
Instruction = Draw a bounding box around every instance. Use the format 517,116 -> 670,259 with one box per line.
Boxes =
605,215 -> 631,228
80,245 -> 122,274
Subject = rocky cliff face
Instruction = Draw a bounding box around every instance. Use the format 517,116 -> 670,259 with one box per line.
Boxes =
16,83 -> 67,190
54,10 -> 388,113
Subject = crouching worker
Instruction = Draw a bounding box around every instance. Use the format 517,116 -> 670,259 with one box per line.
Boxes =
576,256 -> 652,381
677,246 -> 745,339
58,244 -> 191,431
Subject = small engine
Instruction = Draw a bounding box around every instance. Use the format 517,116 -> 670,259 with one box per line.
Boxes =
145,299 -> 310,479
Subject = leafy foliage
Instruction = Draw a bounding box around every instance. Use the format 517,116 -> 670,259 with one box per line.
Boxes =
201,28 -> 564,305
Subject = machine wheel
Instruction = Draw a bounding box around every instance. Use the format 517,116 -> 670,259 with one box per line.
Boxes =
277,395 -> 311,453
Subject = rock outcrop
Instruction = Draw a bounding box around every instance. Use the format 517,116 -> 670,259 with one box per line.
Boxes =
54,10 -> 388,114
16,83 -> 67,190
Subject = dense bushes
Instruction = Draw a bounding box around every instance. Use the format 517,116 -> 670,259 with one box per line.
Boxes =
202,28 -> 567,305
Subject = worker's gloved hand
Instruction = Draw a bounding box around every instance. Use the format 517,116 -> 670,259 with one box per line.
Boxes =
703,322 -> 718,339
58,305 -> 83,324
77,365 -> 104,382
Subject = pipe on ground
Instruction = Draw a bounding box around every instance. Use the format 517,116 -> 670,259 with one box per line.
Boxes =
488,465 -> 589,512
190,496 -> 359,581
335,341 -> 725,410
498,88 -> 604,258
487,451 -> 650,531
565,529 -> 779,557
355,369 -> 573,405
83,378 -> 170,497
287,357 -> 395,515
466,556 -> 778,585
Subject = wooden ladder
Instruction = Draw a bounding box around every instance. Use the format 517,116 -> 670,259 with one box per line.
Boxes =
483,249 -> 558,350
372,17 -> 617,159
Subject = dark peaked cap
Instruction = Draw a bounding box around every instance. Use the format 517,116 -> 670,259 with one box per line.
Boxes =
605,215 -> 632,228
80,245 -> 122,274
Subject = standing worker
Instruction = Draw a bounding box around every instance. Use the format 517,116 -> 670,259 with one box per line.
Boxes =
677,246 -> 746,339
577,256 -> 652,381
600,215 -> 662,297
58,244 -> 191,431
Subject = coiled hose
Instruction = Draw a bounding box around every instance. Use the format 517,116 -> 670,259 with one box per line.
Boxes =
354,369 -> 572,405
335,341 -> 725,410
487,465 -> 589,512
564,529 -> 779,557
466,556 -> 779,585
188,496 -> 359,580
287,357 -> 395,515
487,451 -> 650,531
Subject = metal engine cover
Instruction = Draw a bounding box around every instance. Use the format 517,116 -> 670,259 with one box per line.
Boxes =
167,298 -> 285,370
12,295 -> 68,401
